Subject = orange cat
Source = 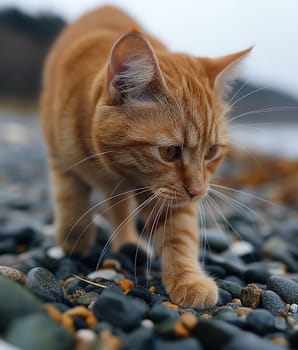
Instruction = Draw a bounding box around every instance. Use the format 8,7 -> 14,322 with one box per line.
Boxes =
41,6 -> 250,308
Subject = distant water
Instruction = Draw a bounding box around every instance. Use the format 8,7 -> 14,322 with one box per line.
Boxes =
230,123 -> 298,159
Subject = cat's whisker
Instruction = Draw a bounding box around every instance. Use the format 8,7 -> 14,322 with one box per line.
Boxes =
65,151 -> 115,171
95,191 -> 159,270
227,79 -> 249,105
209,187 -> 261,223
133,197 -> 162,285
228,86 -> 267,110
67,187 -> 152,255
198,201 -> 207,267
229,106 -> 298,124
65,186 -> 151,246
145,199 -> 164,286
210,183 -> 280,209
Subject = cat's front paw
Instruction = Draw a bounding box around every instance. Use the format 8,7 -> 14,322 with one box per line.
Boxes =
168,275 -> 218,308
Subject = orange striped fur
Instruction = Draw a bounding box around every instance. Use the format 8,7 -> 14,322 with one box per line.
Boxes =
41,6 -> 250,308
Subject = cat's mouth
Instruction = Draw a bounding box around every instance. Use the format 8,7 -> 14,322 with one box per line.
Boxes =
153,186 -> 208,205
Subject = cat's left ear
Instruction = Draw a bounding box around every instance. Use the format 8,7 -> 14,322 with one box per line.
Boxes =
203,47 -> 253,93
107,31 -> 166,104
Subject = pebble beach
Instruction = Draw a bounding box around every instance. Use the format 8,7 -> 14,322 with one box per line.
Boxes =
0,110 -> 298,350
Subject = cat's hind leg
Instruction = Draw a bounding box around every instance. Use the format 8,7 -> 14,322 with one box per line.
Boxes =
50,162 -> 96,255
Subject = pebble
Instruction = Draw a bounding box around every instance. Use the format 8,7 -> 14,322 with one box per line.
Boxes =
87,268 -> 118,281
244,263 -> 271,284
76,292 -> 99,306
27,267 -> 65,303
92,289 -> 148,331
6,313 -> 74,350
118,277 -> 135,292
149,304 -> 179,323
290,303 -> 298,313
127,287 -> 154,305
267,275 -> 298,304
0,275 -> 43,332
230,241 -> 255,261
261,290 -> 287,316
218,279 -> 242,299
121,326 -> 154,350
246,309 -> 275,335
46,246 -> 65,260
0,225 -> 36,244
0,265 -> 28,285
240,283 -> 263,308
153,337 -> 202,350
202,229 -> 231,253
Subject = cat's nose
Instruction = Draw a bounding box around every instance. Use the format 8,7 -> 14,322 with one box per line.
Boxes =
185,187 -> 202,199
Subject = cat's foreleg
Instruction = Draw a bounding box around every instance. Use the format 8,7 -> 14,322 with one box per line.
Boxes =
50,162 -> 95,254
155,202 -> 218,308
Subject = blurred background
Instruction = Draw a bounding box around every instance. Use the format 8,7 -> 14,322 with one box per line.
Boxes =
0,0 -> 297,157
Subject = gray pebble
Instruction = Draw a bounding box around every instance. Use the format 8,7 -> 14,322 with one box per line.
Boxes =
27,267 -> 64,302
290,304 -> 298,313
154,337 -> 202,350
267,275 -> 298,304
262,290 -> 287,316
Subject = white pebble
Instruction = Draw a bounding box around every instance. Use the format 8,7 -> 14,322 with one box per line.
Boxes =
76,329 -> 97,342
47,246 -> 65,259
141,319 -> 154,329
290,304 -> 298,313
87,269 -> 117,280
230,241 -> 253,256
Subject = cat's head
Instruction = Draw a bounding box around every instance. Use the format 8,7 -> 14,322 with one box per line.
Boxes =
94,32 -> 251,204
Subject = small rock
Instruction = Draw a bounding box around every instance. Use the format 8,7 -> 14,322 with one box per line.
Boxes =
0,266 -> 28,286
267,275 -> 298,304
288,326 -> 298,348
262,290 -> 287,316
154,317 -> 180,339
0,275 -> 43,332
0,225 -> 35,244
290,304 -> 298,313
93,289 -> 148,331
0,239 -> 17,254
27,267 -> 64,303
246,309 -> 275,335
118,278 -> 135,292
149,304 -> 179,323
141,319 -> 154,329
240,283 -> 263,308
76,329 -> 96,347
6,313 -> 74,350
217,288 -> 232,306
76,292 -> 99,306
230,241 -> 254,261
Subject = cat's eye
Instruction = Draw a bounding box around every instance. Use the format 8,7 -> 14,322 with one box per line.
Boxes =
159,146 -> 181,161
205,145 -> 219,160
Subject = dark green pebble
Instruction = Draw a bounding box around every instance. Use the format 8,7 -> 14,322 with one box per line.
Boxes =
0,239 -> 17,254
0,275 -> 43,332
5,313 -> 74,350
154,317 -> 179,339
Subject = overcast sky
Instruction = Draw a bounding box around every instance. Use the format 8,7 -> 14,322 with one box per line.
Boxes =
1,0 -> 298,100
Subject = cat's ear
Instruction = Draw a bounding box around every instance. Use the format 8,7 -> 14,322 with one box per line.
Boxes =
107,31 -> 166,103
204,47 -> 252,94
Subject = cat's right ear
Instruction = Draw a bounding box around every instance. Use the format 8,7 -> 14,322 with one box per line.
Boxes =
107,32 -> 166,104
